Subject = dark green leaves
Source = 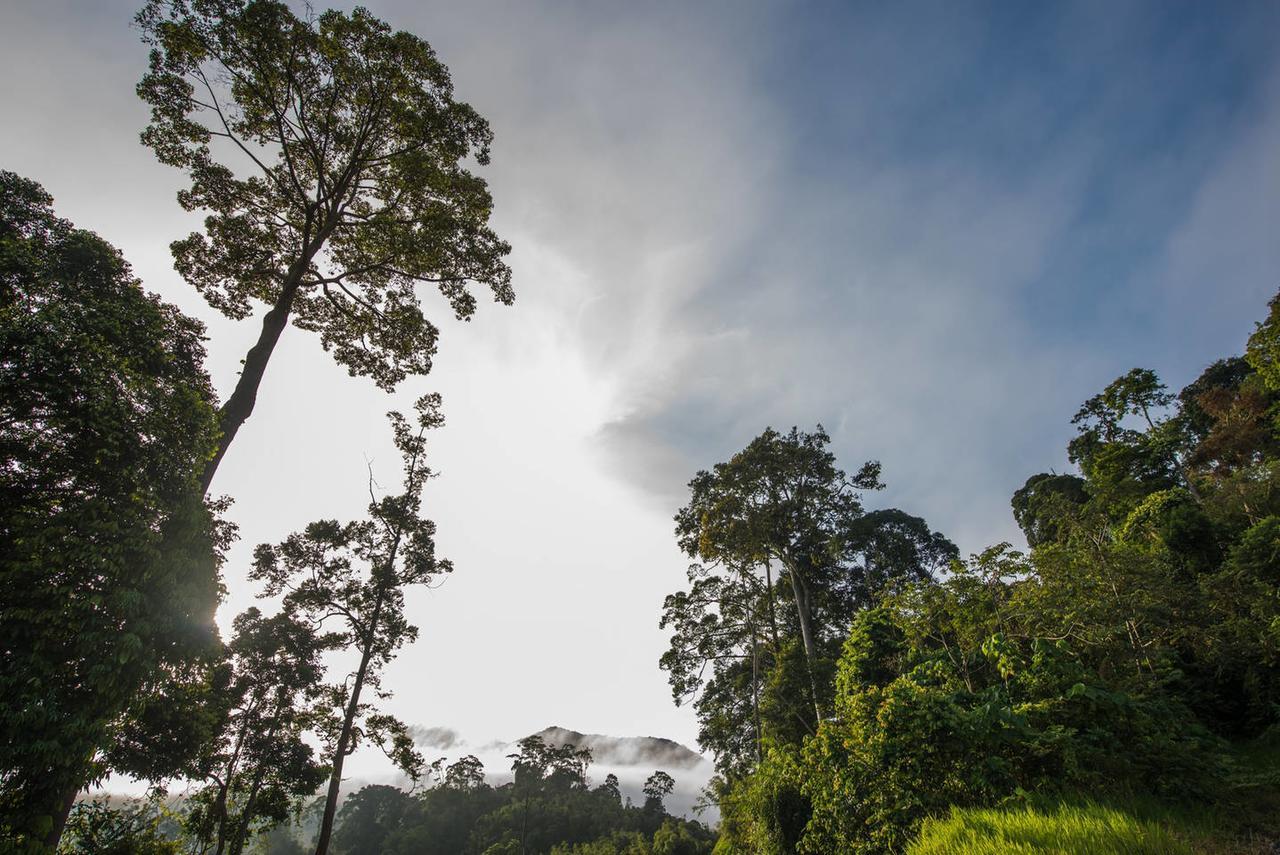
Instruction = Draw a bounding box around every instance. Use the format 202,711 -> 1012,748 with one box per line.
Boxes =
0,171 -> 224,845
136,0 -> 512,390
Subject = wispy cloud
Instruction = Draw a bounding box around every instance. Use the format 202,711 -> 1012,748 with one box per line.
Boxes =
410,725 -> 466,751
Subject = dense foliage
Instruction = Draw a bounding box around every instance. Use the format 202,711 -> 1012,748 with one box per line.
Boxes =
0,173 -> 226,850
315,740 -> 714,855
693,294 -> 1280,853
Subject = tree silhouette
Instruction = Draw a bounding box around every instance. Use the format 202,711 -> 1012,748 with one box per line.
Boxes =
137,0 -> 513,491
251,396 -> 450,854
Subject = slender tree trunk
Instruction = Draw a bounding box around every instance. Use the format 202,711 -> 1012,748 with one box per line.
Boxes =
212,781 -> 230,855
313,648 -> 370,855
199,280 -> 301,493
212,696 -> 262,855
314,593 -> 385,855
228,760 -> 268,855
226,718 -> 277,855
749,606 -> 763,764
314,421 -> 414,854
199,207 -> 342,494
763,560 -> 782,654
785,561 -> 825,724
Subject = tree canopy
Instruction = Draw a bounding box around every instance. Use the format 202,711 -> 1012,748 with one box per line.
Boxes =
704,293 -> 1280,854
0,172 -> 227,850
662,426 -> 955,776
137,0 -> 513,489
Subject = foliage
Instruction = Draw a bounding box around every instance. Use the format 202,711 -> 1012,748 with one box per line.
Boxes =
642,772 -> 675,813
332,785 -> 415,855
551,821 -> 712,855
710,744 -> 808,855
0,171 -> 225,849
136,0 -> 512,488
1010,473 -> 1087,548
250,396 -> 449,853
322,750 -> 714,855
57,798 -> 181,855
661,426 -> 954,773
794,564 -> 1225,854
1246,291 -> 1280,394
701,292 -> 1280,853
181,608 -> 332,855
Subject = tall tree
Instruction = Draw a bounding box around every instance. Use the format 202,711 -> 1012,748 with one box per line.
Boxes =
250,395 -> 450,855
1067,367 -> 1197,511
663,426 -> 954,773
674,426 -> 882,723
660,561 -> 778,774
136,0 -> 513,491
183,608 -> 332,855
0,172 -> 225,850
642,772 -> 675,814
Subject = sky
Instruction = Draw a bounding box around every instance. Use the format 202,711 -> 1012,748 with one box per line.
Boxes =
1,0 -> 1277,799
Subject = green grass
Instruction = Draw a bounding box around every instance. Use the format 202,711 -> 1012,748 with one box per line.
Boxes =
907,803 -> 1192,855
907,731 -> 1280,854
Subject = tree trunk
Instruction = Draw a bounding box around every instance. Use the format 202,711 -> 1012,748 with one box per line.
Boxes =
212,781 -> 230,855
313,423 -> 413,855
42,782 -> 79,852
199,280 -> 301,493
313,654 -> 367,855
228,761 -> 268,855
785,560 -> 825,725
214,704 -> 259,855
749,606 -> 763,764
762,560 -> 782,654
314,591 -> 386,855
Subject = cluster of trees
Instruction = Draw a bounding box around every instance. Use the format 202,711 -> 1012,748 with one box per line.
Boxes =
2,0 -> 514,852
307,737 -> 712,855
659,426 -> 957,777
661,298 -> 1280,852
61,738 -> 714,855
0,165 -> 455,852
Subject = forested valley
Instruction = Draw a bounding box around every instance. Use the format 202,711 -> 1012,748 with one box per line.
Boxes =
2,2 -> 1278,854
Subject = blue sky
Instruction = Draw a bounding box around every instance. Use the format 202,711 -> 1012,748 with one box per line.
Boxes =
1,0 -> 1276,795
575,0 -> 1278,547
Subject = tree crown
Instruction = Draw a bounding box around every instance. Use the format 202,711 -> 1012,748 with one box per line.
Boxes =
137,0 -> 513,389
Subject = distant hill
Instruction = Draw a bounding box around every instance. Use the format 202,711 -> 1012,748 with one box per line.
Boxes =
530,725 -> 707,770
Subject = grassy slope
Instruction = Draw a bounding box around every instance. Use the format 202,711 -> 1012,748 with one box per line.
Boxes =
908,733 -> 1280,855
908,804 -> 1191,855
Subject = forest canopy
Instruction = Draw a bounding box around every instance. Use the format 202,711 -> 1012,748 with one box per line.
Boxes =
682,296 -> 1280,854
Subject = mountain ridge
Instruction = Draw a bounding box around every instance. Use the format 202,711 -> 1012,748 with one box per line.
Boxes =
530,725 -> 707,771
